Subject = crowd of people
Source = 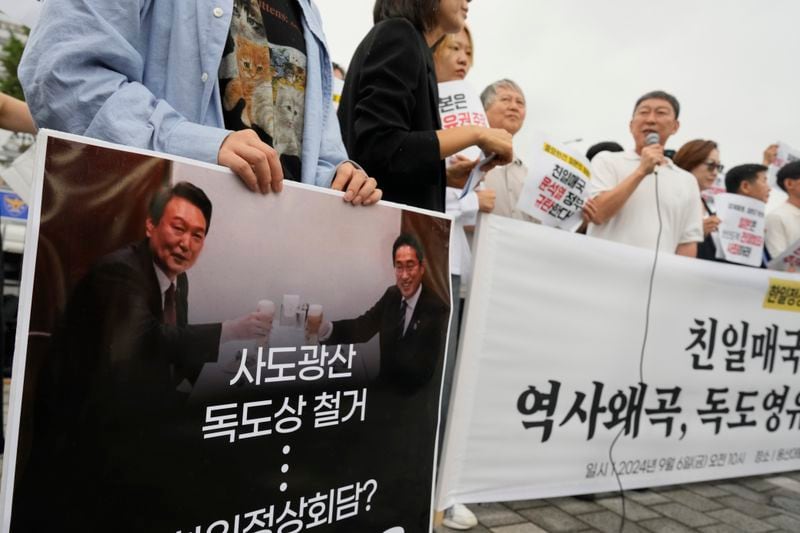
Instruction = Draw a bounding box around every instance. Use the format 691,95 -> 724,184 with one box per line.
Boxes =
9,0 -> 800,530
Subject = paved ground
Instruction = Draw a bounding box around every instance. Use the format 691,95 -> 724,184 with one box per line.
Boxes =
2,380 -> 799,532
435,474 -> 800,533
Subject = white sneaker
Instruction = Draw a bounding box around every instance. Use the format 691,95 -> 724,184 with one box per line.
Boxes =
442,503 -> 478,530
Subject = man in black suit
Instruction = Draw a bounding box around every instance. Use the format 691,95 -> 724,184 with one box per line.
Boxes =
313,233 -> 449,530
319,233 -> 449,388
13,182 -> 269,532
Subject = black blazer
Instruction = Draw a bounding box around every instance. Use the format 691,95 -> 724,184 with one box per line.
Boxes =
338,18 -> 445,212
328,284 -> 448,388
15,240 -> 222,531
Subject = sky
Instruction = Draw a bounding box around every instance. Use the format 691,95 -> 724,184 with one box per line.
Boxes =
316,0 -> 800,173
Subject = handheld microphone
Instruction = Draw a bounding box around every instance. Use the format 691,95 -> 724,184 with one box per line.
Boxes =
645,132 -> 660,146
645,132 -> 660,178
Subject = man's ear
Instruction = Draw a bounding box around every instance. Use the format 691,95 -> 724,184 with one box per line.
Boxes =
739,180 -> 752,196
670,118 -> 680,136
145,217 -> 155,238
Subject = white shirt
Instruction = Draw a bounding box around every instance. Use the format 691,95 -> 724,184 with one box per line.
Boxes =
587,151 -> 703,253
484,158 -> 539,223
765,201 -> 800,258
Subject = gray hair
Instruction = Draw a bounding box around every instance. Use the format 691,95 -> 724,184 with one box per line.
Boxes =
633,90 -> 680,119
480,79 -> 525,109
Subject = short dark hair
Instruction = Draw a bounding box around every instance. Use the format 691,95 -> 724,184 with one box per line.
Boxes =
633,90 -> 680,119
148,181 -> 213,234
586,141 -> 624,161
373,0 -> 439,32
777,160 -> 800,192
725,164 -> 768,194
392,233 -> 425,264
673,139 -> 718,173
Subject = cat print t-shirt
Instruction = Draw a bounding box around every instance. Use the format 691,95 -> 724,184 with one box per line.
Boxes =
220,0 -> 307,181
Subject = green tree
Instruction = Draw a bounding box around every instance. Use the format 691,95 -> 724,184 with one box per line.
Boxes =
0,31 -> 27,101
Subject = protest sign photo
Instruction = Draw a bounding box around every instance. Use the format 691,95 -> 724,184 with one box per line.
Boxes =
1,131 -> 451,533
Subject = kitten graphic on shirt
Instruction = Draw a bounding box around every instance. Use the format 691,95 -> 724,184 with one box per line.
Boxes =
271,83 -> 304,157
223,35 -> 273,128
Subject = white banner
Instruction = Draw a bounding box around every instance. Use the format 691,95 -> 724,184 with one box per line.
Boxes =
437,80 -> 488,162
715,193 -> 766,267
437,214 -> 800,509
767,141 -> 800,189
769,237 -> 800,272
516,137 -> 593,230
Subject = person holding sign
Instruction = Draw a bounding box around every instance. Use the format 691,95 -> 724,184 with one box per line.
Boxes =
766,161 -> 800,258
714,164 -> 770,267
584,90 -> 702,256
338,0 -> 513,212
433,25 -> 487,185
482,79 -> 538,223
20,0 -> 381,205
673,139 -> 724,260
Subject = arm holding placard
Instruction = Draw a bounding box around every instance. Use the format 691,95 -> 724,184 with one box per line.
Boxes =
437,126 -> 513,171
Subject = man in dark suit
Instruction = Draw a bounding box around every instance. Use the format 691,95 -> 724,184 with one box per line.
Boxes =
13,182 -> 269,532
313,233 -> 449,530
320,233 -> 449,388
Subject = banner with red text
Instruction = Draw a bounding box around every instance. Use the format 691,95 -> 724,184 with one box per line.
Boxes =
438,214 -> 800,509
1,131 -> 452,533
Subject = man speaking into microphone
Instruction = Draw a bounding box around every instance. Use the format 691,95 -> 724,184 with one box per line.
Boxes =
584,90 -> 703,256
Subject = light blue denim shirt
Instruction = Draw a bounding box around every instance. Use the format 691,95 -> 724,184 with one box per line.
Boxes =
19,0 -> 347,187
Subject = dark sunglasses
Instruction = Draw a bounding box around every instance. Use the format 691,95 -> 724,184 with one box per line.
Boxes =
704,161 -> 724,173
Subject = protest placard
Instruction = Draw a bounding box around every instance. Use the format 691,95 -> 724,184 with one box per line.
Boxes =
516,137 -> 592,229
768,237 -> 800,272
438,80 -> 488,162
332,77 -> 344,110
714,192 -> 766,267
767,141 -> 800,189
1,131 -> 452,533
437,214 -> 800,509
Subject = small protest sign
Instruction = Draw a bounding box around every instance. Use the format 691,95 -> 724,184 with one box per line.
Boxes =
517,137 -> 593,230
767,141 -> 800,189
714,192 -> 766,267
768,236 -> 800,272
438,80 -> 489,161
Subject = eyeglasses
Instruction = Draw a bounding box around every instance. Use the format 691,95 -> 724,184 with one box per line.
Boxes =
704,161 -> 724,173
394,262 -> 420,274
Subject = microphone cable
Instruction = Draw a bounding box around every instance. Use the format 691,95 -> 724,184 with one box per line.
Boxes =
608,153 -> 663,533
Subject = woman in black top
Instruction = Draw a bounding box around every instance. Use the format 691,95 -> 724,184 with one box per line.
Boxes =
673,139 -> 723,260
338,0 -> 513,212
